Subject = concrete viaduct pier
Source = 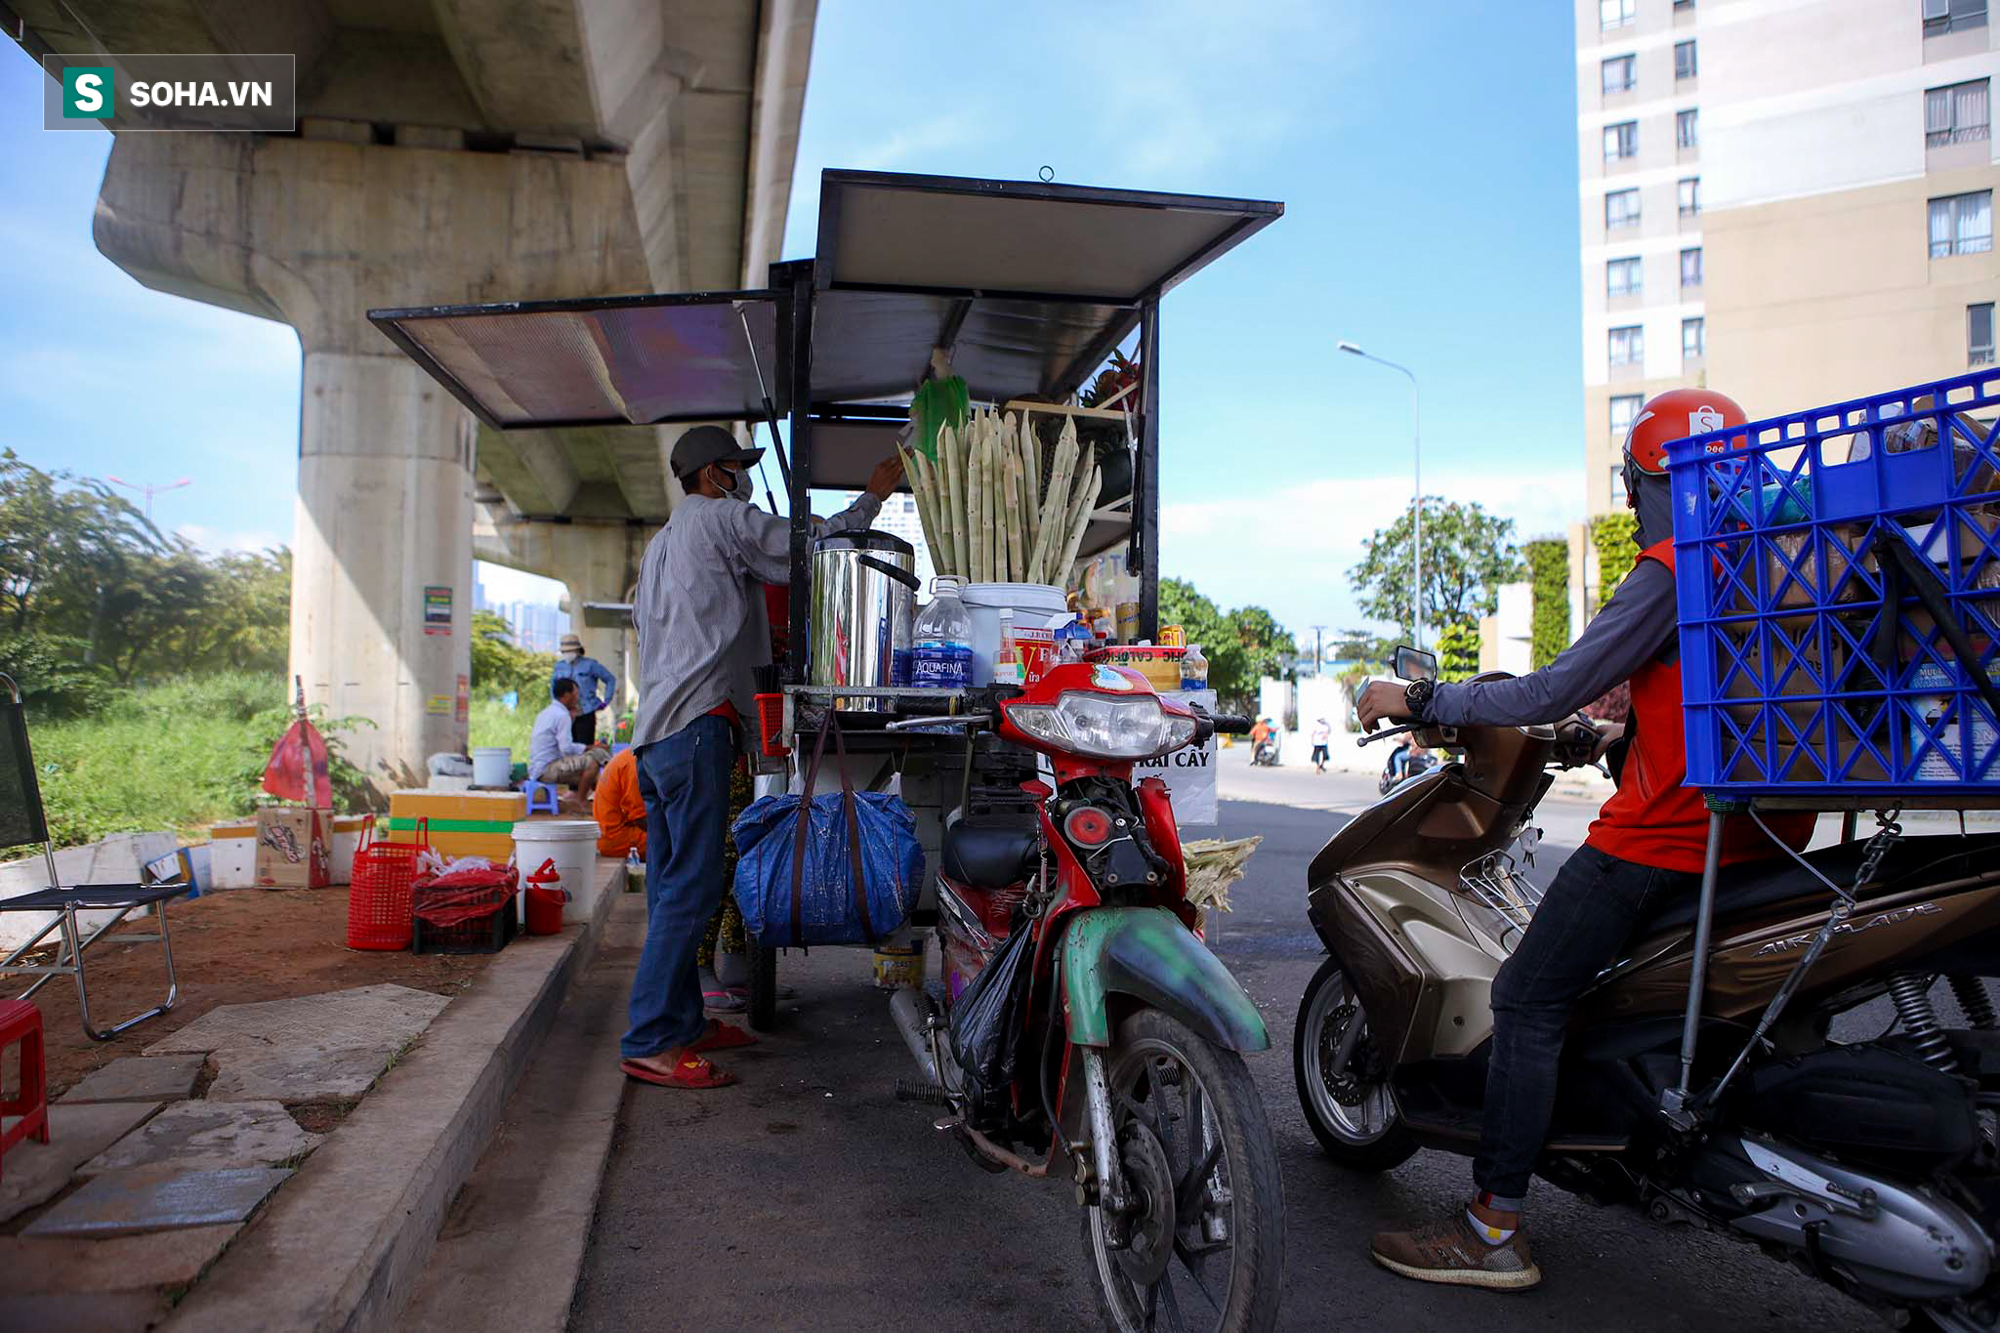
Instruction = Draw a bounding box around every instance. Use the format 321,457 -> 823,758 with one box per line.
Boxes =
8,0 -> 813,787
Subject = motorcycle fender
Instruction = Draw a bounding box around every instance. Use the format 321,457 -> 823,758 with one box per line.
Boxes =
1059,907 -> 1269,1052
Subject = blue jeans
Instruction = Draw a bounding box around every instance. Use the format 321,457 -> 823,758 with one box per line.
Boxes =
1472,843 -> 1697,1200
620,715 -> 736,1060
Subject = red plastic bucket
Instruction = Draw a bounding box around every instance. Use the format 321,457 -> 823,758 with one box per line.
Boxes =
523,858 -> 569,935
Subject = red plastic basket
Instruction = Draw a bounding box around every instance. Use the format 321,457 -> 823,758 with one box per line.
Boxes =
346,815 -> 428,951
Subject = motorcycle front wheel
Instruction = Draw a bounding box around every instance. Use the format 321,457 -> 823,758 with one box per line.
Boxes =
1081,1010 -> 1284,1333
1293,955 -> 1416,1171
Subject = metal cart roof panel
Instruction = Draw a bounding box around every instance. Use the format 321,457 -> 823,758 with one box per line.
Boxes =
814,170 -> 1282,303
367,292 -> 782,430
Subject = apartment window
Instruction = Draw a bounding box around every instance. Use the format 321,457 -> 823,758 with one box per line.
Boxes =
1923,0 -> 1988,37
1681,246 -> 1703,287
1610,393 -> 1644,438
1683,316 -> 1706,359
1607,256 -> 1643,297
1675,40 -> 1698,79
1606,188 -> 1642,229
1610,464 -> 1630,505
1602,54 -> 1636,94
1609,325 -> 1645,367
1677,108 -> 1700,150
1973,303 -> 1997,366
1674,0 -> 1695,8
1604,120 -> 1639,163
1926,79 -> 1991,147
1678,177 -> 1701,217
1930,190 -> 1994,256
1601,0 -> 1637,30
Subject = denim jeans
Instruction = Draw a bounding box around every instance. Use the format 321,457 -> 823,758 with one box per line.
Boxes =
1472,843 -> 1698,1200
620,714 -> 737,1060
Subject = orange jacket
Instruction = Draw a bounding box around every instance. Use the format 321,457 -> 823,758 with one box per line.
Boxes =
593,749 -> 646,858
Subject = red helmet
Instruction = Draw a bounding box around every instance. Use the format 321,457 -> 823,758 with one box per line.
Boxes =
1623,388 -> 1748,476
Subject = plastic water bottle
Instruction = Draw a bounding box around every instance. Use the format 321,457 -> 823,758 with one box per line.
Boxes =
992,608 -> 1024,686
1055,614 -> 1096,664
1180,643 -> 1209,691
912,576 -> 973,690
624,848 -> 642,894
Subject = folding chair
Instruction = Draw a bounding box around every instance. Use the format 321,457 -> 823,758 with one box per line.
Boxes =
0,673 -> 191,1041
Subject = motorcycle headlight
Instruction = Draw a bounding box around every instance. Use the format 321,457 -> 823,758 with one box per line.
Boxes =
1009,691 -> 1197,760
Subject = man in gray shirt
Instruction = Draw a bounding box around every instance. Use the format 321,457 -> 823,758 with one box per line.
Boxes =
619,425 -> 902,1089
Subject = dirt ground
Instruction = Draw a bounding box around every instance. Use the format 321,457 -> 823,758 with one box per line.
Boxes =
18,888 -> 492,1094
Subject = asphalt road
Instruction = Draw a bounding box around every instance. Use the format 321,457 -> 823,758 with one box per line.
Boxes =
574,775 -> 1873,1331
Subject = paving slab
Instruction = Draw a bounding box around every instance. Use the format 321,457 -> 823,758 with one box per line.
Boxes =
24,1166 -> 289,1238
0,1100 -> 161,1225
0,1224 -> 242,1294
59,1054 -> 206,1105
80,1100 -> 319,1177
0,1290 -> 164,1333
145,983 -> 450,1105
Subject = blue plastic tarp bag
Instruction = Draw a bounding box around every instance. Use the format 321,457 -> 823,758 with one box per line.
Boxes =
731,711 -> 923,947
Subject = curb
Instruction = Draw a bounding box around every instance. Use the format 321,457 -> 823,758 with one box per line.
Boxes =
165,864 -> 622,1333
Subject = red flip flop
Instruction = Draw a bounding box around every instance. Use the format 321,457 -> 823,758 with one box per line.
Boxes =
621,1054 -> 737,1089
689,1019 -> 759,1053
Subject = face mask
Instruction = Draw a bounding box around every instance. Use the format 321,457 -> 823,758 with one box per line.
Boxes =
712,463 -> 753,503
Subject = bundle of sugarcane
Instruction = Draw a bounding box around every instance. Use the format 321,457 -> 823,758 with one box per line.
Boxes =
900,406 -> 1102,586
1181,836 -> 1262,915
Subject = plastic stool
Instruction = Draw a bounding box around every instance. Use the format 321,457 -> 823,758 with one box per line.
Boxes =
521,780 -> 561,816
0,999 -> 50,1182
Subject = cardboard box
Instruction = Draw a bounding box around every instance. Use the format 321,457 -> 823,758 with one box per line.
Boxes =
255,807 -> 331,889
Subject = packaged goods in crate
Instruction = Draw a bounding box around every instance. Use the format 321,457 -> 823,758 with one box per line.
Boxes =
1668,371 -> 2000,794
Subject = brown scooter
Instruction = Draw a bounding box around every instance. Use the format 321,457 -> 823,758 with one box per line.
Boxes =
1294,648 -> 2000,1330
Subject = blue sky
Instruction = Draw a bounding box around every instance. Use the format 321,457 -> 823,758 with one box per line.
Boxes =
0,1 -> 1583,635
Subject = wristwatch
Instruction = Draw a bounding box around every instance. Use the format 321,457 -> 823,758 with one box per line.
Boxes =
1403,678 -> 1436,721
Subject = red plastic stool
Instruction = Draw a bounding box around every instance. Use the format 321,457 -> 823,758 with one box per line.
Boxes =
0,998 -> 50,1183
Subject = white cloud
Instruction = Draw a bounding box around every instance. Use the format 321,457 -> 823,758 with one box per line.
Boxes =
176,522 -> 285,555
1159,468 -> 1585,633
849,114 -> 983,171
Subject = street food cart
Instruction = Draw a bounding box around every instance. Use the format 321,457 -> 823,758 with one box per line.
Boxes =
370,170 -> 1282,1023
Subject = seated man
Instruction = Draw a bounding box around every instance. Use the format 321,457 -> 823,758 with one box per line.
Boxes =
593,747 -> 645,859
530,679 -> 604,808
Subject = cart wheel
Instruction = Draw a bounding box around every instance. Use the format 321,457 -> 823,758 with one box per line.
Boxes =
747,943 -> 778,1031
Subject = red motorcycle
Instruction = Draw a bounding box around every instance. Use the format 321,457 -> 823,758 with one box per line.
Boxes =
886,662 -> 1283,1332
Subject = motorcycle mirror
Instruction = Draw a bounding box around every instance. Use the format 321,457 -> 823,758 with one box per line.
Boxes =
1393,645 -> 1438,683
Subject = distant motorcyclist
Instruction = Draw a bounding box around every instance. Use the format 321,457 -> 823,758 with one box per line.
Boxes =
1353,390 -> 1814,1291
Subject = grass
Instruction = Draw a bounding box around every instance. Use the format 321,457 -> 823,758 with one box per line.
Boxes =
468,692 -> 534,760
26,673 -> 288,851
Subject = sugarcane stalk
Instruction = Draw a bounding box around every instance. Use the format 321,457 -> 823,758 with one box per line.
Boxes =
1003,446 -> 1024,583
905,446 -> 942,577
1027,426 -> 1077,584
1012,413 -> 1040,560
943,421 -> 968,578
984,416 -> 1001,583
1054,462 -> 1102,590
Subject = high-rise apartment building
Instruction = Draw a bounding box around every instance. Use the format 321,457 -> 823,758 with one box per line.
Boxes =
1575,0 -> 1998,533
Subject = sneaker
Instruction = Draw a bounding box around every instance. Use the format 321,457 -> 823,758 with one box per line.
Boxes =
1369,1213 -> 1541,1291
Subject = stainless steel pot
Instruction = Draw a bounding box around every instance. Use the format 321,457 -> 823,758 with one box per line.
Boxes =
809,530 -> 918,710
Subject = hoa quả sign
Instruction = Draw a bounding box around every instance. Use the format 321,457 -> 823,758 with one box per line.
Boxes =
42,54 -> 296,132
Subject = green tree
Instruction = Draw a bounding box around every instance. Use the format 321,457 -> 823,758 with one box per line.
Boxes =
469,610 -> 555,699
1524,538 -> 1570,669
1591,512 -> 1640,604
1158,578 -> 1292,715
0,450 -> 160,639
1348,496 -> 1523,641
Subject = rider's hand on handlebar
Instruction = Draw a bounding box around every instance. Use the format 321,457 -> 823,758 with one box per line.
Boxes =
1355,681 -> 1412,733
1553,714 -> 1617,767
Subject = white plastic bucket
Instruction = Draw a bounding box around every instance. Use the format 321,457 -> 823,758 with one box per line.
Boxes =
470,747 -> 512,789
511,819 -> 600,926
962,582 -> 1068,686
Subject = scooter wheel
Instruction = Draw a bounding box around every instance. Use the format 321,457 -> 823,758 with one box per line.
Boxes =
1293,955 -> 1416,1171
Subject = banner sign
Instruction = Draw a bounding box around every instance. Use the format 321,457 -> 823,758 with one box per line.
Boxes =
1131,689 -> 1218,826
43,54 -> 296,133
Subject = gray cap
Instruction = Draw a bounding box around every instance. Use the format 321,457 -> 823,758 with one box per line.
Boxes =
671,425 -> 763,480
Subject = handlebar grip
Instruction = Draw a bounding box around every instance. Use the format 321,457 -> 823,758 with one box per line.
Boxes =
1211,714 -> 1253,735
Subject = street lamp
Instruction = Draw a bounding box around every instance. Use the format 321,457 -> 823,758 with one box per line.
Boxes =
1337,341 -> 1422,651
106,475 -> 192,522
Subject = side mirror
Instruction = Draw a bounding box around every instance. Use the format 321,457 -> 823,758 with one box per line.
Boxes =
1393,645 -> 1438,683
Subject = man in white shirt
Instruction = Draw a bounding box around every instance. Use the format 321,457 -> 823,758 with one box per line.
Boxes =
530,679 -> 604,805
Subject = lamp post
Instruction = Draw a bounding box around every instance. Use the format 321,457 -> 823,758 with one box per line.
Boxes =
106,475 -> 192,522
1337,341 -> 1422,650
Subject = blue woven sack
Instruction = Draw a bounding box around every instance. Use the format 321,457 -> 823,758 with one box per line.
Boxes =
731,712 -> 922,947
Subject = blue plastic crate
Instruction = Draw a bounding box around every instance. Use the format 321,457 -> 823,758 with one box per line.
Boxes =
1666,370 -> 2000,795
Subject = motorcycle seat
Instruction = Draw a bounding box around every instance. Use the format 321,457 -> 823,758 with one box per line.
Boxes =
1633,831 -> 2000,938
942,816 -> 1040,889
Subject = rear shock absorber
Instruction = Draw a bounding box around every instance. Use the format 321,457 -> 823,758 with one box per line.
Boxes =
1951,976 -> 1999,1031
1889,971 -> 1959,1072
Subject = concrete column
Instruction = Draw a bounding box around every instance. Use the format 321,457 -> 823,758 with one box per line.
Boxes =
93,131 -> 650,791
293,352 -> 477,788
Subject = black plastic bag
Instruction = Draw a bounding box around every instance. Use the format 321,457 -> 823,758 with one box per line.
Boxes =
949,925 -> 1035,1096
